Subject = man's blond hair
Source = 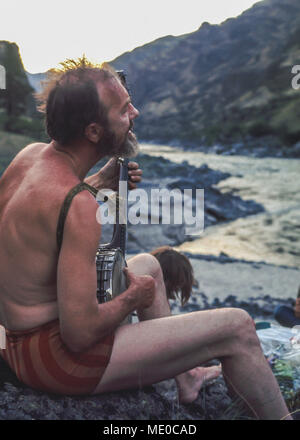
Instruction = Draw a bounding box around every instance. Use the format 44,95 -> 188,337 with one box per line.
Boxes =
36,56 -> 119,145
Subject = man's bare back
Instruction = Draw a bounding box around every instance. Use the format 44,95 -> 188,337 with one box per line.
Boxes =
0,60 -> 292,419
0,142 -> 81,330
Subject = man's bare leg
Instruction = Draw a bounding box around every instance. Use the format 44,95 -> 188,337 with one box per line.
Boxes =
92,254 -> 291,420
126,253 -> 221,399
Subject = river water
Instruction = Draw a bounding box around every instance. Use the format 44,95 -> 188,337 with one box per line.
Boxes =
140,143 -> 300,269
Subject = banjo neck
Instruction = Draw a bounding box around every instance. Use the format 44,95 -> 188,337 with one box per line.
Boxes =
101,157 -> 129,256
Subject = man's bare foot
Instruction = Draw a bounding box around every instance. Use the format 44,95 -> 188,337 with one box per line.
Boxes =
175,365 -> 222,404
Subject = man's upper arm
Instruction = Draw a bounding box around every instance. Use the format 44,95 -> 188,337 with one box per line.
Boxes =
56,190 -> 101,347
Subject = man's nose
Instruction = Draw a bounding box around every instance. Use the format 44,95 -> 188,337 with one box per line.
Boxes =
131,105 -> 139,119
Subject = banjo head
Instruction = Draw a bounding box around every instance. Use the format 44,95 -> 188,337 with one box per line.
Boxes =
96,247 -> 131,324
111,249 -> 128,297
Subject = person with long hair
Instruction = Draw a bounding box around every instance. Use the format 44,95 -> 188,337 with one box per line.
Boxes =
150,246 -> 198,307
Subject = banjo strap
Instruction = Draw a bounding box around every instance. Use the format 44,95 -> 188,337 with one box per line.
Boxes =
56,182 -> 97,253
56,159 -> 128,254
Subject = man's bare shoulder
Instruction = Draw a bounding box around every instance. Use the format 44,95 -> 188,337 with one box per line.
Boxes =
26,142 -> 48,149
58,188 -> 101,255
15,142 -> 48,159
40,177 -> 100,239
63,189 -> 100,225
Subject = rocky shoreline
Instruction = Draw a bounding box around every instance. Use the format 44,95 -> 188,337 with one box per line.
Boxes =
100,152 -> 264,252
1,254 -> 299,420
0,152 -> 298,420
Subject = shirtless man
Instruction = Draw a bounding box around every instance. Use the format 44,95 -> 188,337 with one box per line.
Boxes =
0,60 -> 292,419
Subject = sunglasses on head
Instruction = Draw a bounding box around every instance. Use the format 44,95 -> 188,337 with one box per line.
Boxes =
116,70 -> 126,86
116,70 -> 131,96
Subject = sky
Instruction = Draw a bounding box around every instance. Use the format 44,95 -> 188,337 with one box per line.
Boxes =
1,0 -> 261,73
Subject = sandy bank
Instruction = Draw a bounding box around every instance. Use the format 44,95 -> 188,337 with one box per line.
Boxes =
188,255 -> 300,302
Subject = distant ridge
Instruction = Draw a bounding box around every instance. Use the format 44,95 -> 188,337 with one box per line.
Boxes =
6,0 -> 300,153
110,0 -> 300,150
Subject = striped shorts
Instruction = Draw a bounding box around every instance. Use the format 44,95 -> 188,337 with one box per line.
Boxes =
0,320 -> 115,395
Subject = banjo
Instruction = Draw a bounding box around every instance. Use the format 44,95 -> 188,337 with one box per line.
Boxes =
95,156 -> 132,324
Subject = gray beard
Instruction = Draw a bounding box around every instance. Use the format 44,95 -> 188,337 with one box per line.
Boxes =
99,127 -> 139,159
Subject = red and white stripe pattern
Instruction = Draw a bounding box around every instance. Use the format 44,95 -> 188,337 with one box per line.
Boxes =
0,320 -> 114,395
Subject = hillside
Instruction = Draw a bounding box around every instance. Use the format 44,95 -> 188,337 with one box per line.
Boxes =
110,0 -> 300,151
3,0 -> 300,155
0,41 -> 46,140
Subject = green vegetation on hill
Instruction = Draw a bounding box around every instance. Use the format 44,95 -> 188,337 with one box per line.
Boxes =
0,130 -> 34,176
0,41 -> 47,141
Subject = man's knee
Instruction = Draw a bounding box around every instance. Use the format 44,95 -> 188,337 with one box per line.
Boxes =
228,308 -> 255,329
133,253 -> 162,279
225,308 -> 259,347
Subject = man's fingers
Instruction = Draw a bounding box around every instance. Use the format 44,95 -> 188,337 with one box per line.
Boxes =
129,169 -> 142,175
128,166 -> 142,191
128,169 -> 142,183
129,175 -> 142,181
128,161 -> 139,169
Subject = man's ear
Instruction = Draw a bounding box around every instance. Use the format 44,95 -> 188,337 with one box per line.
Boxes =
85,123 -> 104,143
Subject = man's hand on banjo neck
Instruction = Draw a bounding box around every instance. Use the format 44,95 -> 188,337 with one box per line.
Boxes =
85,157 -> 142,191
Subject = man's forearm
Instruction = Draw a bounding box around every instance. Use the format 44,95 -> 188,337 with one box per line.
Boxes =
66,287 -> 138,353
96,288 -> 137,334
78,286 -> 140,351
84,172 -> 104,190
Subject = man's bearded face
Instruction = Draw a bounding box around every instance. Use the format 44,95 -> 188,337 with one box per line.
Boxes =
95,77 -> 140,158
98,119 -> 139,158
